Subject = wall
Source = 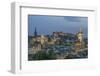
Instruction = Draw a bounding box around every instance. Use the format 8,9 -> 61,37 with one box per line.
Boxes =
0,0 -> 100,76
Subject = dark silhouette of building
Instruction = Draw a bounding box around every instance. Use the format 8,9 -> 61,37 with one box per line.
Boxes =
34,27 -> 37,36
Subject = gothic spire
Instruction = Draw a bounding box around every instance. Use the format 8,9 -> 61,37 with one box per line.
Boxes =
34,27 -> 37,36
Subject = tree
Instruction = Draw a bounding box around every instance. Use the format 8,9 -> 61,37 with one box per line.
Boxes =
64,54 -> 76,59
32,50 -> 57,60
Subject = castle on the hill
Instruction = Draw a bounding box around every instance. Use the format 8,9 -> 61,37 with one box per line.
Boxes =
31,26 -> 85,54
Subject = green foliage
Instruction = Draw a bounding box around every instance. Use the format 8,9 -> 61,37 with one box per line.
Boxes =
64,54 -> 76,59
65,42 -> 74,46
32,50 -> 57,60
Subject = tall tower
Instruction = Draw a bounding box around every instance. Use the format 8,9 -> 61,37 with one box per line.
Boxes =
34,27 -> 37,36
75,26 -> 85,51
77,26 -> 83,42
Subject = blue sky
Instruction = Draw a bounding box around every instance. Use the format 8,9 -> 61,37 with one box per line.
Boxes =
28,15 -> 88,37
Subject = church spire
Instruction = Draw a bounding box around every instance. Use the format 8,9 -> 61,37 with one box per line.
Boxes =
34,27 -> 37,36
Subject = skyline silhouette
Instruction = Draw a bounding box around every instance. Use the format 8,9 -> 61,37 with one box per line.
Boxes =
28,15 -> 88,37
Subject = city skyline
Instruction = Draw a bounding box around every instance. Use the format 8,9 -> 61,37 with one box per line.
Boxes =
28,15 -> 88,37
28,15 -> 88,60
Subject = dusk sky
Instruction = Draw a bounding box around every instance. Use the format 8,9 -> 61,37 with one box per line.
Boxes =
28,15 -> 88,37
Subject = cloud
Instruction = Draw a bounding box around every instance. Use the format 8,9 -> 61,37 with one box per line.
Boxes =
64,16 -> 88,22
28,15 -> 88,36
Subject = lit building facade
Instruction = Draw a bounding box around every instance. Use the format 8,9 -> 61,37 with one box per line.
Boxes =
75,27 -> 85,52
